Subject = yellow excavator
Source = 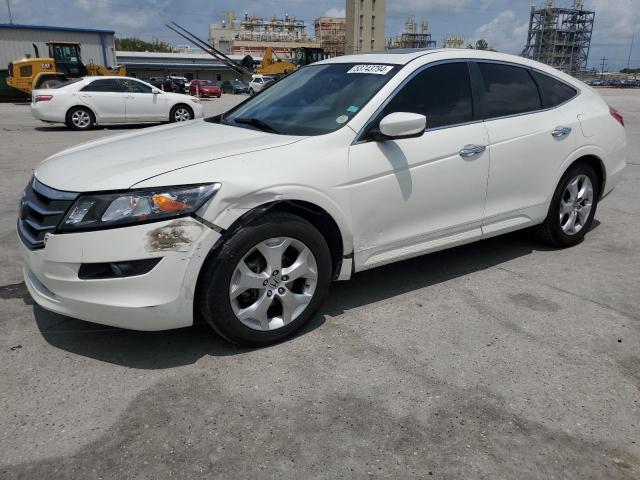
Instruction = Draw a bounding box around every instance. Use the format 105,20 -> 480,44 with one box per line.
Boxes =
6,41 -> 126,94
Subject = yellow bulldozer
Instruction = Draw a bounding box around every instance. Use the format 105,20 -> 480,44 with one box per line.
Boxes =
6,41 -> 126,94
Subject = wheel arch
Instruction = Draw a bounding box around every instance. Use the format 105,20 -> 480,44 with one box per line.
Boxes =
206,200 -> 347,280
170,102 -> 194,121
554,147 -> 607,201
563,154 -> 606,199
65,104 -> 97,125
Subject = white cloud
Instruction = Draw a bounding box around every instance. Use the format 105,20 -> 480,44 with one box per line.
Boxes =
388,0 -> 470,15
469,9 -> 529,53
323,7 -> 345,18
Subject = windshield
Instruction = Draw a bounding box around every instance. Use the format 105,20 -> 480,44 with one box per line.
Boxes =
220,63 -> 398,136
198,80 -> 213,86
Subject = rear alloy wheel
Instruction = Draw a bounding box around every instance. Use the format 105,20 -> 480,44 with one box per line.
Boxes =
535,163 -> 599,247
197,212 -> 332,346
170,105 -> 193,122
66,107 -> 95,131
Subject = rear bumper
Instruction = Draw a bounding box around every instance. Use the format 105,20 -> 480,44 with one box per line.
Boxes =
21,217 -> 221,331
30,104 -> 63,123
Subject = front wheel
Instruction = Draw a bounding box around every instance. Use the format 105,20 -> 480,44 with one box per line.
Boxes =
535,163 -> 600,247
197,212 -> 332,346
170,104 -> 194,122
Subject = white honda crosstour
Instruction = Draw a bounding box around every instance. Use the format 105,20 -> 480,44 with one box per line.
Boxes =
20,49 -> 626,345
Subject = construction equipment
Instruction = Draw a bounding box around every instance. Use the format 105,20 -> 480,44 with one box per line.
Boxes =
166,22 -> 255,79
6,41 -> 126,94
166,21 -> 325,79
256,47 -> 326,76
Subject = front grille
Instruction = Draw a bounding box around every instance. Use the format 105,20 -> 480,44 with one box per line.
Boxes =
18,177 -> 78,250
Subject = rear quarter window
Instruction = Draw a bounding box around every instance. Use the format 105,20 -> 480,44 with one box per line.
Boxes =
477,62 -> 542,119
530,70 -> 578,108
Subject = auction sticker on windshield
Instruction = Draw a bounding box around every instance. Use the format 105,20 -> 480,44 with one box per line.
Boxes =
347,65 -> 394,75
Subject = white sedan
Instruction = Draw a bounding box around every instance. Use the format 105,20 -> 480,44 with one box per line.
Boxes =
20,50 -> 626,346
30,76 -> 204,130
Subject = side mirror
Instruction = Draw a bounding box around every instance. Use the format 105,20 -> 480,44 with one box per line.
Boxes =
370,112 -> 426,141
152,88 -> 162,94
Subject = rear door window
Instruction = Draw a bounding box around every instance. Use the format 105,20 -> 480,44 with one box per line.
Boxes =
82,79 -> 123,92
476,62 -> 542,118
382,62 -> 473,129
530,70 -> 577,108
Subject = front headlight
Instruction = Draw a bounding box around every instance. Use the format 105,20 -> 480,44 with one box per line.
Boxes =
60,183 -> 220,232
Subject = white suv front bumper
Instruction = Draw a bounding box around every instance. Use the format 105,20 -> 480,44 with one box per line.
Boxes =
21,217 -> 221,331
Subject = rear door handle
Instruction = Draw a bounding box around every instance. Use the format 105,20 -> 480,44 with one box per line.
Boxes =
459,144 -> 486,158
551,126 -> 572,138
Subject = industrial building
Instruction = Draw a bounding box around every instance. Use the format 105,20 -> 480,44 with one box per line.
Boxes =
345,0 -> 386,54
0,23 -> 116,99
386,17 -> 436,50
314,17 -> 346,58
443,35 -> 466,49
115,51 -> 245,83
521,0 -> 595,76
208,12 -> 320,59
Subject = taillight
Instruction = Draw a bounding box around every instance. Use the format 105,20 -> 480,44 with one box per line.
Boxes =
34,95 -> 53,103
610,106 -> 624,127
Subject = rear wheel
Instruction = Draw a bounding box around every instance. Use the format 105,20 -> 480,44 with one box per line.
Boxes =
535,163 -> 599,247
66,106 -> 95,130
170,104 -> 194,122
197,212 -> 332,346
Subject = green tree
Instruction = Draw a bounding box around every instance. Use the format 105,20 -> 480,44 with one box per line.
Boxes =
115,37 -> 174,53
466,39 -> 496,51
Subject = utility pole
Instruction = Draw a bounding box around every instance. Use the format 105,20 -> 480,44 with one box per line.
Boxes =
599,56 -> 607,79
628,24 -> 638,70
6,0 -> 13,24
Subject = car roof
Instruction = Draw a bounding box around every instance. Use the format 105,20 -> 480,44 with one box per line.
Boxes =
315,48 -> 581,85
317,48 -> 539,66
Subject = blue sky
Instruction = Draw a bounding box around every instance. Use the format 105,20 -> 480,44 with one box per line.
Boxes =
3,0 -> 639,71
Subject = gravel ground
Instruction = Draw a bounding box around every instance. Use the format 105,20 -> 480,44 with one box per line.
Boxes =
0,89 -> 638,479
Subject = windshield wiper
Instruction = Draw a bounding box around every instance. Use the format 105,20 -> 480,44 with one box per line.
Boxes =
233,117 -> 279,134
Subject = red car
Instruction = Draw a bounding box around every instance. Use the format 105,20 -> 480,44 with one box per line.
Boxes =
189,79 -> 222,98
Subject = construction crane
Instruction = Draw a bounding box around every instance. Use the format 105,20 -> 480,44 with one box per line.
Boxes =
165,22 -> 325,79
165,22 -> 254,79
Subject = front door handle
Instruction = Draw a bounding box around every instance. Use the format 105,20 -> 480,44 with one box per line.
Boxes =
459,144 -> 486,158
551,126 -> 572,138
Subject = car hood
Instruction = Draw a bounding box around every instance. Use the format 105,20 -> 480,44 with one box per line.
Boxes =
35,120 -> 303,192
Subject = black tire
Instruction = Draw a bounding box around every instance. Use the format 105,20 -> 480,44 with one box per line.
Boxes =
197,212 -> 332,346
534,162 -> 600,248
65,106 -> 95,131
169,104 -> 194,123
249,88 -> 255,96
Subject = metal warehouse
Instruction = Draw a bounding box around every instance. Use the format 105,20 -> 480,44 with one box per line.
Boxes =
115,51 -> 244,83
0,23 -> 116,98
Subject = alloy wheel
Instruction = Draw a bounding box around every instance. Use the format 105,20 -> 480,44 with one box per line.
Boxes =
229,237 -> 318,331
71,110 -> 91,128
174,107 -> 191,122
559,174 -> 593,235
